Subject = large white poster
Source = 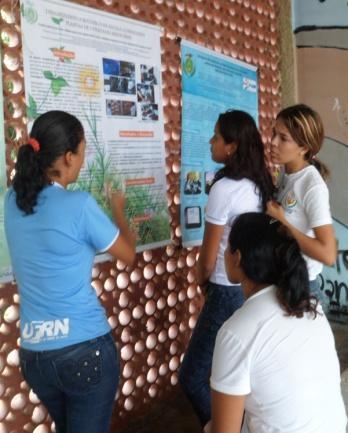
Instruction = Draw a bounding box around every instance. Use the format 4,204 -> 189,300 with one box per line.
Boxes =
20,0 -> 170,251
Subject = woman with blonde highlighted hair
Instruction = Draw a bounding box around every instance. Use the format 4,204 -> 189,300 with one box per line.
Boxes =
267,104 -> 336,301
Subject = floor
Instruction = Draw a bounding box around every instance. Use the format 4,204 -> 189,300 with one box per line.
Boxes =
119,320 -> 348,433
118,391 -> 201,433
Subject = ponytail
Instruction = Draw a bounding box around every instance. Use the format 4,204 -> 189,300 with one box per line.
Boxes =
13,143 -> 48,214
12,110 -> 84,215
275,241 -> 318,318
311,157 -> 330,182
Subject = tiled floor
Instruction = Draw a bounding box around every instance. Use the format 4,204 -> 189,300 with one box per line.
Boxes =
118,390 -> 201,433
119,320 -> 348,433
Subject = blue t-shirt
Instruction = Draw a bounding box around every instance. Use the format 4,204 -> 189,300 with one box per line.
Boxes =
4,183 -> 119,350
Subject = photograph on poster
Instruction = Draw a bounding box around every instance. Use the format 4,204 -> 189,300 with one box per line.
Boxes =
104,75 -> 136,94
120,61 -> 136,78
140,64 -> 158,85
106,100 -> 137,117
103,58 -> 136,94
204,170 -> 216,194
184,171 -> 202,195
137,84 -> 155,103
141,103 -> 159,121
103,58 -> 120,75
184,206 -> 202,229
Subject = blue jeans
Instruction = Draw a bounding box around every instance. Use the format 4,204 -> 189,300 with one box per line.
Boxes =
179,282 -> 244,426
19,332 -> 119,433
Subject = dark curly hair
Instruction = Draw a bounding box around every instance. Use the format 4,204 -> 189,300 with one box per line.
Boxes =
228,212 -> 319,318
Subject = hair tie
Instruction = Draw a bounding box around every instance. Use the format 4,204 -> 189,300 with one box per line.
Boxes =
28,137 -> 40,152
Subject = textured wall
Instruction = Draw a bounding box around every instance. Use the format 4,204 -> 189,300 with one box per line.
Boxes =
0,0 -> 282,432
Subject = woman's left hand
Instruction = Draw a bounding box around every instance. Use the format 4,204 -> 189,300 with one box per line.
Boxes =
266,200 -> 286,224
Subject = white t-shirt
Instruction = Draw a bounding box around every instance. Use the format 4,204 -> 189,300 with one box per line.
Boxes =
205,177 -> 262,286
211,285 -> 347,433
277,165 -> 332,280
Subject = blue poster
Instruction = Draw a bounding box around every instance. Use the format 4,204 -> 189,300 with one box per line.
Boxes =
180,40 -> 258,247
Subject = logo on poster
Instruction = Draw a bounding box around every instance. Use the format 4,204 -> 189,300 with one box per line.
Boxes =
183,54 -> 196,77
20,4 -> 38,24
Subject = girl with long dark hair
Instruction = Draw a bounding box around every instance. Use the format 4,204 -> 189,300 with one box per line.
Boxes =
208,212 -> 346,433
179,110 -> 274,426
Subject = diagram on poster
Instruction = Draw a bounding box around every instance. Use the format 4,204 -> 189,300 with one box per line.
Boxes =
20,0 -> 170,252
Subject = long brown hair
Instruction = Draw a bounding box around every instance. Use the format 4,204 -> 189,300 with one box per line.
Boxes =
212,110 -> 274,211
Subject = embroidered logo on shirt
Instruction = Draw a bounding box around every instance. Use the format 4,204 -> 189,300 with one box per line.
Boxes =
22,318 -> 70,344
283,191 -> 297,213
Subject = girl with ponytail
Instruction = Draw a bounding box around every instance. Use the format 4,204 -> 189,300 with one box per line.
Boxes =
4,111 -> 135,433
206,212 -> 346,433
267,104 -> 336,301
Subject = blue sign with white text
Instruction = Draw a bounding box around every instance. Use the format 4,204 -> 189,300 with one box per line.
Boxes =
180,40 -> 258,246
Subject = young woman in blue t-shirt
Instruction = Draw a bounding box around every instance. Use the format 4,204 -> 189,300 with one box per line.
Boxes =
4,111 -> 135,433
